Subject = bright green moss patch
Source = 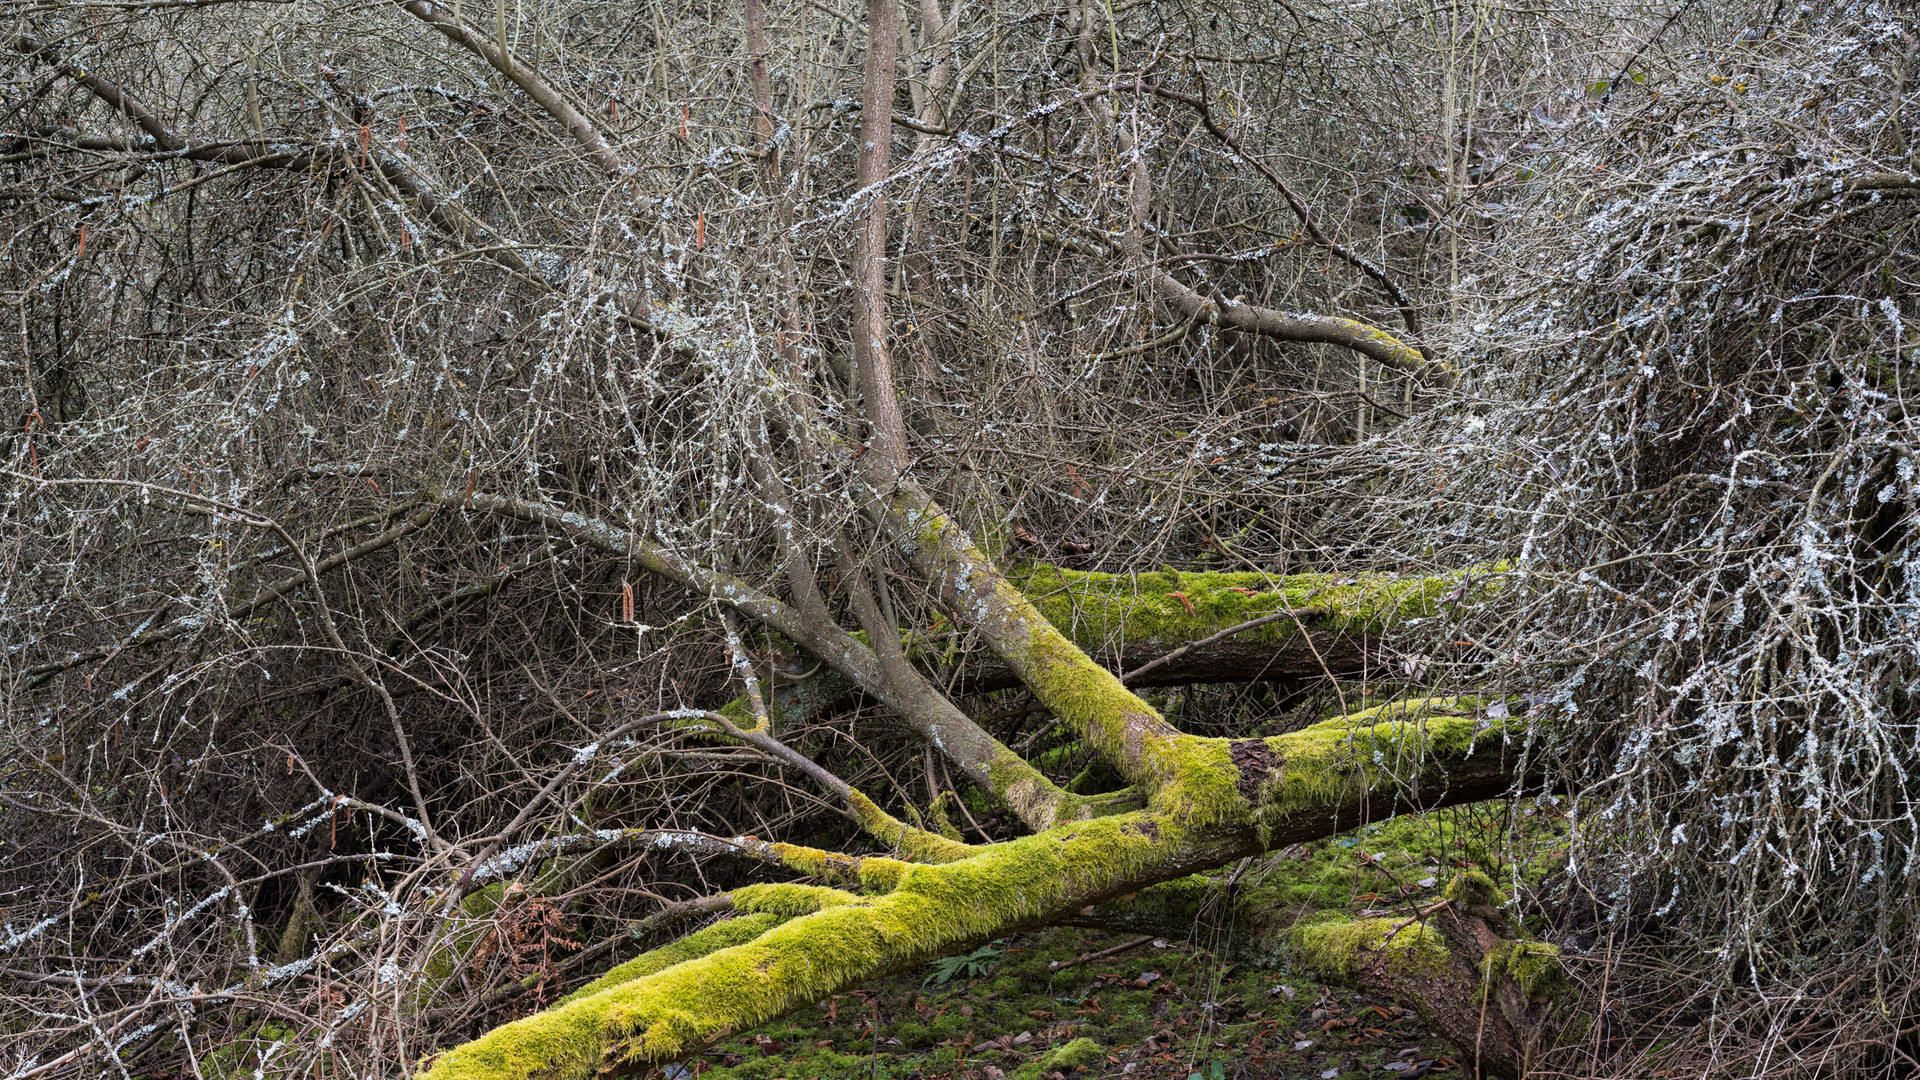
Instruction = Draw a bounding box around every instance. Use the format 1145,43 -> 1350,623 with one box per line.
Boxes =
1290,915 -> 1450,979
1443,869 -> 1509,910
1012,622 -> 1179,784
1147,735 -> 1247,830
560,914 -> 786,1006
1006,605 -> 1251,829
1250,700 -> 1514,835
1078,786 -> 1145,815
845,790 -> 976,864
1044,1036 -> 1104,1070
1010,1036 -> 1105,1079
1481,940 -> 1567,1001
734,883 -> 866,915
857,857 -> 910,893
757,842 -> 865,885
1012,565 -> 1472,645
462,883 -> 508,916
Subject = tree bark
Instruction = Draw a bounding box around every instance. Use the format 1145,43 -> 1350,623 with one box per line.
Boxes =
851,0 -> 911,469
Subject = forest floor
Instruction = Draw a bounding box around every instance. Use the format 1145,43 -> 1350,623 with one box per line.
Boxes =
680,923 -> 1461,1080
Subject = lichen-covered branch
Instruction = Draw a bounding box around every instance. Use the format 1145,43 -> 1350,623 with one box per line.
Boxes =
21,503 -> 440,687
396,0 -> 621,172
451,490 -> 1081,830
1140,270 -> 1435,379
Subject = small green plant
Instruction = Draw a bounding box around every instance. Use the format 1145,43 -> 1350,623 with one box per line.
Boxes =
1187,1059 -> 1228,1080
923,941 -> 1005,985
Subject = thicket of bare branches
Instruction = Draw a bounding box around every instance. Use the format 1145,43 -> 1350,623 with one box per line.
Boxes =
3,0 -> 1916,1076
1344,7 -> 1920,1073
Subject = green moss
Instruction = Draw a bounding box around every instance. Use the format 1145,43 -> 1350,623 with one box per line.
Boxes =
733,883 -> 866,916
746,843 -> 919,892
1076,786 -> 1146,814
560,914 -> 786,1006
898,487 -> 1490,826
1045,1036 -> 1105,1070
1089,799 -> 1569,974
858,857 -> 910,893
1010,1036 -> 1106,1079
845,790 -> 975,863
928,792 -> 966,841
1443,870 -> 1508,910
1012,565 -> 1474,645
1007,620 -> 1253,832
1011,621 -> 1174,773
756,842 -> 865,885
983,742 -> 1101,826
1249,699 -> 1512,839
1289,915 -> 1450,979
1481,940 -> 1567,1001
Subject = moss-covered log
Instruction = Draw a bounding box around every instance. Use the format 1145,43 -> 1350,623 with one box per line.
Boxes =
1006,563 -> 1472,685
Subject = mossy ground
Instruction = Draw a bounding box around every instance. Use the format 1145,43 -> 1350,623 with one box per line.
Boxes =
665,925 -> 1451,1080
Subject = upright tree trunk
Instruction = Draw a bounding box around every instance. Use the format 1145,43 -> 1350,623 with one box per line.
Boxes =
852,0 -> 910,469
